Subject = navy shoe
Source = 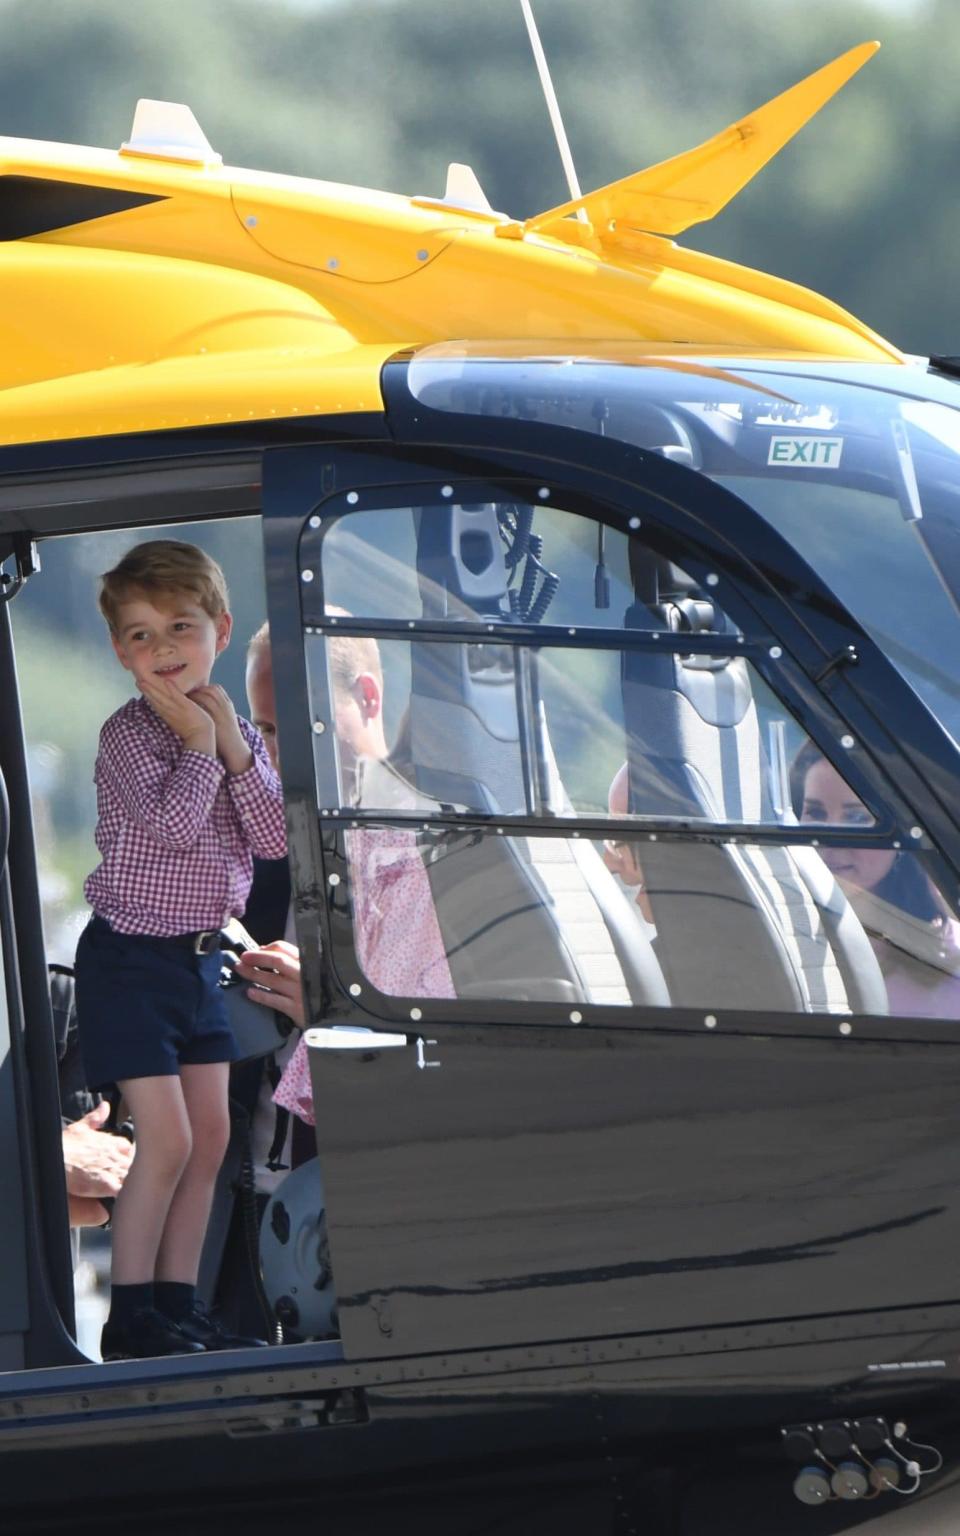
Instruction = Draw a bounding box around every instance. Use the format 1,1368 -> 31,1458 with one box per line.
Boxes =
101,1306 -> 206,1361
173,1301 -> 269,1351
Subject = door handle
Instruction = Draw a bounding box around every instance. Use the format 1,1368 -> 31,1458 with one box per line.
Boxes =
305,1027 -> 441,1068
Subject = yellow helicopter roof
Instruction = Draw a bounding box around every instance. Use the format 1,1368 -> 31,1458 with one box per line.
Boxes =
0,42 -> 902,448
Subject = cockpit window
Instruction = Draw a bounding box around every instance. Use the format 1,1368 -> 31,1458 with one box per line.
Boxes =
319,501 -> 721,632
300,491 -> 960,1022
306,630 -> 860,829
407,351 -> 960,745
310,498 -> 844,827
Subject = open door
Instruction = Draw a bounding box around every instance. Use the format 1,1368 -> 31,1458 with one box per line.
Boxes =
262,432 -> 960,1365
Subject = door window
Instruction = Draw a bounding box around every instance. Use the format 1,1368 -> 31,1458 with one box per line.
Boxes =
301,492 -> 960,1022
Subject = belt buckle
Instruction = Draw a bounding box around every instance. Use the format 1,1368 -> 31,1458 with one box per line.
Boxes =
194,930 -> 219,955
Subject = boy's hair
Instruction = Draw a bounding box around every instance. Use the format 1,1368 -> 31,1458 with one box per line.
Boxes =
98,540 -> 229,633
247,616 -> 382,693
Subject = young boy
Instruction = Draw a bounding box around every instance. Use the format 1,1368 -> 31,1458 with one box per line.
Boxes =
74,540 -> 286,1360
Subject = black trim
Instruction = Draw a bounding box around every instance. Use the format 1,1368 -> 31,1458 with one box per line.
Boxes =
0,418 -> 390,542
930,354 -> 960,380
0,176 -> 165,241
0,604 -> 83,1365
0,414 -> 388,483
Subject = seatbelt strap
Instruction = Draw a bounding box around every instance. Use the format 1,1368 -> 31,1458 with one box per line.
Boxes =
264,1055 -> 290,1173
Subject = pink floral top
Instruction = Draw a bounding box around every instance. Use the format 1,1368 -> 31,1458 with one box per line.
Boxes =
273,826 -> 455,1124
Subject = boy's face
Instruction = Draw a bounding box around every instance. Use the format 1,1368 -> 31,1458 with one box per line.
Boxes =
111,591 -> 231,694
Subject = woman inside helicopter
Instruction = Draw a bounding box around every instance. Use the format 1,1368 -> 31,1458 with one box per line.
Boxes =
791,741 -> 960,1019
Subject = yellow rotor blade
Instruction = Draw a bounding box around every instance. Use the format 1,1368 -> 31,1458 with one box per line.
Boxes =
527,41 -> 879,240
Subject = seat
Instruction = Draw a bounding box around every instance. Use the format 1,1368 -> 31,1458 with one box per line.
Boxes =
621,556 -> 887,1014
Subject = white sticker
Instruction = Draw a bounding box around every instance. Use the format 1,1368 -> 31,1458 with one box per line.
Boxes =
767,435 -> 844,468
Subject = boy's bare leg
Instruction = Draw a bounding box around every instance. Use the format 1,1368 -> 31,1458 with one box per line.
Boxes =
111,1076 -> 192,1285
155,1062 -> 231,1284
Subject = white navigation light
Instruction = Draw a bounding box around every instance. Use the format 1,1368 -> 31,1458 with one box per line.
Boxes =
120,99 -> 222,166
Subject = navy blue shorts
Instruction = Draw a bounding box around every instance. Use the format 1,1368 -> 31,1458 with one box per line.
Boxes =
74,917 -> 239,1092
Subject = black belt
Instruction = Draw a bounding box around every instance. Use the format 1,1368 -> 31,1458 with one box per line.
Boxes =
168,929 -> 222,955
92,918 -> 222,955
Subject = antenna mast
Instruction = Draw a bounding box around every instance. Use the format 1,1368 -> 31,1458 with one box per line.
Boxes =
519,0 -> 589,225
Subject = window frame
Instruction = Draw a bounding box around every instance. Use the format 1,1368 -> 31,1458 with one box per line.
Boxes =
263,440 -> 960,1046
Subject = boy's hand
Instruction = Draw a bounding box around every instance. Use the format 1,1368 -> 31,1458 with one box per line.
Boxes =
188,685 -> 254,774
138,676 -> 216,755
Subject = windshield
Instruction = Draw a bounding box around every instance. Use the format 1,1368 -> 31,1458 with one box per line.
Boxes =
407,352 -> 960,745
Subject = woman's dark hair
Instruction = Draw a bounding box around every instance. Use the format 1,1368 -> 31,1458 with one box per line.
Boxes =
788,739 -> 828,822
790,742 -> 944,924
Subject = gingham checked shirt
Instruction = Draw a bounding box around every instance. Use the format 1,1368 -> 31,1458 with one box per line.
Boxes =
85,696 -> 287,936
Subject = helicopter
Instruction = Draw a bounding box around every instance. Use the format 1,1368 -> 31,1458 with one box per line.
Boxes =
1,10 -> 960,1530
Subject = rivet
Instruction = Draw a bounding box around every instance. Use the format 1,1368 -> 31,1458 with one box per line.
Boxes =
408,620 -> 416,628
840,734 -> 855,749
704,1015 -> 717,1029
648,832 -> 658,842
410,1007 -> 422,1021
245,215 -> 258,228
910,826 -> 923,840
538,487 -> 550,500
628,516 -> 641,530
769,645 -> 782,659
327,258 -> 339,270
839,1020 -> 852,1036
893,840 -> 901,849
346,491 -> 359,505
313,720 -> 326,734
441,485 -> 453,498
328,873 -> 340,887
349,983 -> 362,997
301,569 -> 314,583
416,249 -> 429,261
309,515 -> 321,528
568,627 -> 576,636
570,1010 -> 583,1024
706,573 -> 719,587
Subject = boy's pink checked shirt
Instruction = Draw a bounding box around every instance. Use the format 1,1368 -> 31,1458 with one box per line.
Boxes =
85,696 -> 287,935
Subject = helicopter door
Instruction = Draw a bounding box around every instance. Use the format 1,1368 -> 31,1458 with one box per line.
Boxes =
263,447 -> 960,1361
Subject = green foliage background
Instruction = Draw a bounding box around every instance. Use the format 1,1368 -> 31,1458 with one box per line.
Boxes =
2,0 -> 955,946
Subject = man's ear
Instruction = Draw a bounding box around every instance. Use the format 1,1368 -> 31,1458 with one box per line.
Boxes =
357,672 -> 382,718
215,611 -> 234,655
110,633 -> 132,671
